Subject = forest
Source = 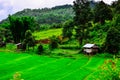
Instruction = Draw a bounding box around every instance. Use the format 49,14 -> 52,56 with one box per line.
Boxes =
0,0 -> 120,80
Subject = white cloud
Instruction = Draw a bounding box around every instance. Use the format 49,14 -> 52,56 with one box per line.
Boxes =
95,0 -> 115,4
12,0 -> 74,12
0,0 -> 13,21
0,10 -> 6,15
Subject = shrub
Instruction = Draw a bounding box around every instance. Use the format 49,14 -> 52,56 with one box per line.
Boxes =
23,30 -> 35,50
104,27 -> 120,54
92,58 -> 120,80
37,44 -> 44,55
49,40 -> 58,49
10,72 -> 24,80
62,20 -> 74,39
49,36 -> 58,50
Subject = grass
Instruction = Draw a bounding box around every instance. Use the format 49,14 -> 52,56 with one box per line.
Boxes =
0,51 -> 107,80
33,28 -> 62,40
0,28 -> 117,80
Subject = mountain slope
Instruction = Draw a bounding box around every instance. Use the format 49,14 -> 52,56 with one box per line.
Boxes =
0,5 -> 74,25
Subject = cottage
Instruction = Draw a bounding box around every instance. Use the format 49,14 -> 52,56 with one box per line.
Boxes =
16,43 -> 22,49
83,43 -> 99,54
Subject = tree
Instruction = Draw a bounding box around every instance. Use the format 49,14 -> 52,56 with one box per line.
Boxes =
94,1 -> 113,24
73,0 -> 92,44
105,27 -> 120,54
23,30 -> 35,50
112,0 -> 120,14
8,15 -> 36,43
49,36 -> 58,50
37,44 -> 44,55
9,15 -> 23,43
62,20 -> 74,39
4,29 -> 13,43
0,28 -> 5,41
112,14 -> 120,30
0,28 -> 6,47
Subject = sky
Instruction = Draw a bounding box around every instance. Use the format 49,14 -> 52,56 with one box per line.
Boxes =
0,0 -> 116,21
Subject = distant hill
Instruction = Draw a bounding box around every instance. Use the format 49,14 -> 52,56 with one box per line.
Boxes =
0,1 -> 96,25
0,4 -> 74,25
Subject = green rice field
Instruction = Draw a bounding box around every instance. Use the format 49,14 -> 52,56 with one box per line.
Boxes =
0,52 -> 106,80
33,28 -> 62,40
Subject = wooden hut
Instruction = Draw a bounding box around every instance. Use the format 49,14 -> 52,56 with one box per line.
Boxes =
83,43 -> 99,54
16,43 -> 22,49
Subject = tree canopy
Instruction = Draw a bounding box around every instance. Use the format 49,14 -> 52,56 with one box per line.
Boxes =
8,15 -> 36,43
94,1 -> 113,24
105,27 -> 120,54
73,0 -> 92,44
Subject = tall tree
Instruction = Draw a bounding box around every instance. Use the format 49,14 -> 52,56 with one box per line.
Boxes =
73,0 -> 92,44
8,15 -> 36,43
112,0 -> 120,14
9,15 -> 23,43
62,20 -> 74,39
105,27 -> 120,54
94,1 -> 113,24
112,14 -> 120,30
23,30 -> 35,50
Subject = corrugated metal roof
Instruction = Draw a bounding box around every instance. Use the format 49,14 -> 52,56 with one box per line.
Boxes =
16,43 -> 22,45
83,44 -> 95,48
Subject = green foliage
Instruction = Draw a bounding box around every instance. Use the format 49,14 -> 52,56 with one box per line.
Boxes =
113,0 -> 120,14
49,36 -> 59,49
0,28 -> 6,40
0,28 -> 13,43
73,0 -> 92,44
104,27 -> 120,54
0,22 -> 10,28
51,23 -> 63,29
73,0 -> 92,26
39,24 -> 51,30
37,44 -> 44,55
112,14 -> 120,29
8,15 -> 36,43
62,20 -> 74,39
23,30 -> 35,50
10,72 -> 24,80
94,1 -> 113,24
4,29 -> 13,43
92,59 -> 120,80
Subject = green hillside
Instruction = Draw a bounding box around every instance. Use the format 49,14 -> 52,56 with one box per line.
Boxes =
0,52 -> 106,80
0,5 -> 74,25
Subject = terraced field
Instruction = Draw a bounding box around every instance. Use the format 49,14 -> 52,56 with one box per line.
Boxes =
0,52 -> 105,80
33,28 -> 62,40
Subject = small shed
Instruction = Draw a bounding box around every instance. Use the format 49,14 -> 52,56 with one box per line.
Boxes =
83,43 -> 99,54
16,43 -> 22,49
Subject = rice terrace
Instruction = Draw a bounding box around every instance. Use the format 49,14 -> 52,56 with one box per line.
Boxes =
0,0 -> 120,80
0,51 -> 105,80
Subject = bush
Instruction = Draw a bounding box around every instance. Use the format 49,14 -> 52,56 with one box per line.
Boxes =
49,40 -> 58,50
49,36 -> 58,50
104,27 -> 120,54
10,72 -> 24,80
37,44 -> 44,55
93,58 -> 120,80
